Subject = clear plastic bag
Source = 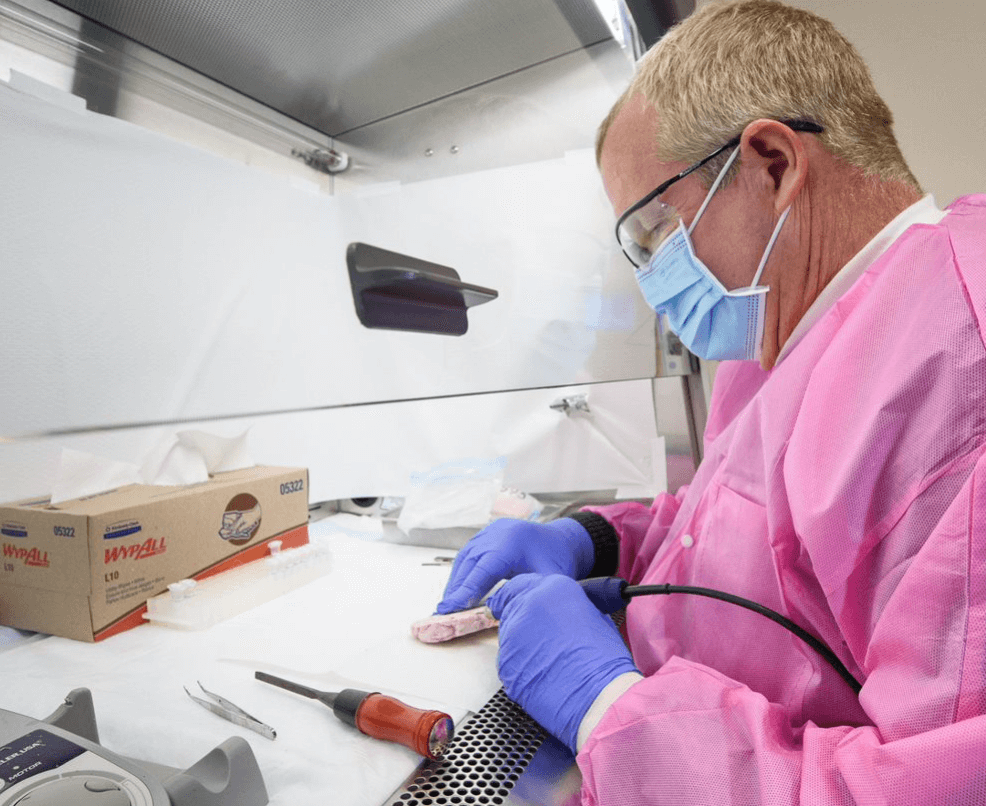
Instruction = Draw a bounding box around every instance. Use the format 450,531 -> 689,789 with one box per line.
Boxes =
397,457 -> 506,534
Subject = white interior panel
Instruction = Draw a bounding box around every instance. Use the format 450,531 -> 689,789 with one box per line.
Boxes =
0,380 -> 662,504
1,77 -> 655,443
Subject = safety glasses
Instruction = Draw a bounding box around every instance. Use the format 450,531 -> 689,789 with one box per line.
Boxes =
615,120 -> 824,267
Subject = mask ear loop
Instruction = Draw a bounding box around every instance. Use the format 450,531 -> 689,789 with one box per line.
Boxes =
687,145 -> 741,237
750,205 -> 791,287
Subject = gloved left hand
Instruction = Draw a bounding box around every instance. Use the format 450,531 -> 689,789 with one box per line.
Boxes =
487,573 -> 639,754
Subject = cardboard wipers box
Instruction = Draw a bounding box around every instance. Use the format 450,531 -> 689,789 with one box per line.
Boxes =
0,465 -> 309,642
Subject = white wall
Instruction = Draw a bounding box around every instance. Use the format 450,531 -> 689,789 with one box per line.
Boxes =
803,0 -> 985,205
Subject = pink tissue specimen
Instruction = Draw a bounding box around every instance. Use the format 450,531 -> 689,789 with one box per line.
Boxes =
411,606 -> 498,644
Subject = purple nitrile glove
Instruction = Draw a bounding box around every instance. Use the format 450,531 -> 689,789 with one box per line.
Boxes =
435,518 -> 594,615
487,573 -> 639,754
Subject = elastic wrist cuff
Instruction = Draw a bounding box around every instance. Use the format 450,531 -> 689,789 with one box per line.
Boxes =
576,671 -> 643,753
565,511 -> 619,578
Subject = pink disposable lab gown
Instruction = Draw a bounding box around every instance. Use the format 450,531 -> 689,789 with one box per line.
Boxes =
578,196 -> 986,804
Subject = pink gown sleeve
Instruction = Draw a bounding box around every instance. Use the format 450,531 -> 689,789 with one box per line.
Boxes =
576,447 -> 986,805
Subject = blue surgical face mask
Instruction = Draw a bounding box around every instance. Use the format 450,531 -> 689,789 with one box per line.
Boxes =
633,147 -> 790,362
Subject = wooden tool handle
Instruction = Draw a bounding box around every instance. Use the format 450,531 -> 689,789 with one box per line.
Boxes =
356,694 -> 454,760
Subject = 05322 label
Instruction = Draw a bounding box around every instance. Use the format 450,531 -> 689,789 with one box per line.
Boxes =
280,479 -> 305,495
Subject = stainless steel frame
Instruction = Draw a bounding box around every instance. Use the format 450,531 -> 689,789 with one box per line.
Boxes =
1,0 -> 341,177
45,0 -> 614,137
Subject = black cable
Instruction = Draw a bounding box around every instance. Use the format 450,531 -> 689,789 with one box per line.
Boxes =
624,583 -> 863,695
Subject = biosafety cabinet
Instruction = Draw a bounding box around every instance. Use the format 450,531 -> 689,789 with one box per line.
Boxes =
1,1 -> 706,804
0,0 -> 704,519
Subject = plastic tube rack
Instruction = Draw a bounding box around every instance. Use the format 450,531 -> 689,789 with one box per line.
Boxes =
143,537 -> 332,630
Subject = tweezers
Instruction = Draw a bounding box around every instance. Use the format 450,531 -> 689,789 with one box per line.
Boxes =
184,680 -> 277,740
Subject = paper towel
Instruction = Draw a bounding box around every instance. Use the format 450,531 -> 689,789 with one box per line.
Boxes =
50,429 -> 254,503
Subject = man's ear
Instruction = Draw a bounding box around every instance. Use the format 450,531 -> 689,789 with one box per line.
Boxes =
739,119 -> 809,215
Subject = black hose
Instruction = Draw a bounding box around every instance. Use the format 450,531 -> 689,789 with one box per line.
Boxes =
624,583 -> 863,695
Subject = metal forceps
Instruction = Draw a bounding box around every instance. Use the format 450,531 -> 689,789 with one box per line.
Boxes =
422,556 -> 455,567
184,681 -> 277,740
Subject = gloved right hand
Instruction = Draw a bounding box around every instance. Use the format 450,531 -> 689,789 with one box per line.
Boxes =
487,573 -> 639,753
434,517 -> 594,614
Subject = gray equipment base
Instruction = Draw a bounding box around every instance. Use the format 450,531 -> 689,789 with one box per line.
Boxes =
0,688 -> 268,806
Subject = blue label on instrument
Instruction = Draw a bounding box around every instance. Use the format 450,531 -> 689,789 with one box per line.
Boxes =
0,729 -> 85,789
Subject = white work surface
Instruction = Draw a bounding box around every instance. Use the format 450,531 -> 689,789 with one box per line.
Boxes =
0,517 -> 502,806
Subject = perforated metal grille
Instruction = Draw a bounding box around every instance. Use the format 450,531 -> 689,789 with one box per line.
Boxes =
384,689 -> 548,806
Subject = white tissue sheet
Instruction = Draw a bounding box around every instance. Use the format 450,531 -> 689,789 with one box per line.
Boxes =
49,429 -> 253,503
0,519 -> 501,806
